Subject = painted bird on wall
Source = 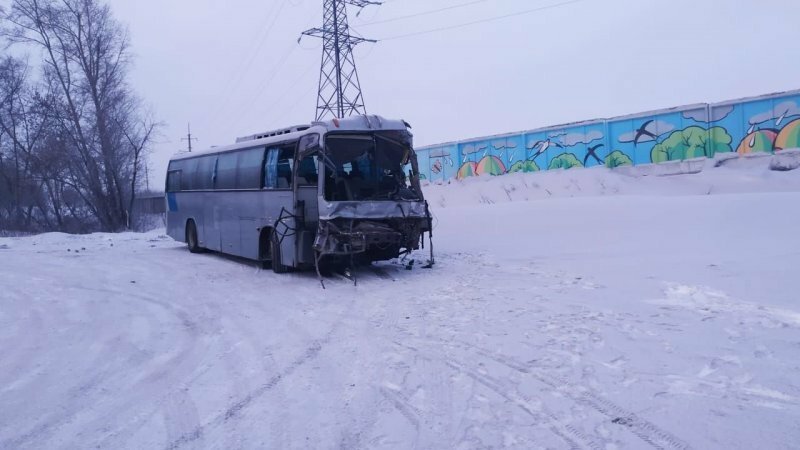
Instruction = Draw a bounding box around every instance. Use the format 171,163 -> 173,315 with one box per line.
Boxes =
634,120 -> 658,146
529,139 -> 564,160
584,144 -> 605,166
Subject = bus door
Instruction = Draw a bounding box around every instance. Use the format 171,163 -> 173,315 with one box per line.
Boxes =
203,156 -> 221,251
265,146 -> 297,266
293,151 -> 319,265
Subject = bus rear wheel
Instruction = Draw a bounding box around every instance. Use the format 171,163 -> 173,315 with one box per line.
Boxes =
186,220 -> 203,254
270,232 -> 289,274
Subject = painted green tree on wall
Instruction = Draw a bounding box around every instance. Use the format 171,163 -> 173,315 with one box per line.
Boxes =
548,153 -> 584,170
651,126 -> 732,163
605,151 -> 633,168
508,160 -> 540,173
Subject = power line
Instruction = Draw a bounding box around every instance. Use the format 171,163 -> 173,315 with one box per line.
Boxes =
206,0 -> 290,126
379,0 -> 584,41
215,0 -> 319,137
220,44 -> 299,136
355,0 -> 489,27
264,58 -> 320,124
283,76 -> 322,118
230,1 -> 289,88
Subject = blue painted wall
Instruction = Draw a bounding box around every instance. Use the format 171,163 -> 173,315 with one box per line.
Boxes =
415,90 -> 800,182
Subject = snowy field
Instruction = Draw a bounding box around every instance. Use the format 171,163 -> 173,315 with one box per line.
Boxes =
2,162 -> 800,449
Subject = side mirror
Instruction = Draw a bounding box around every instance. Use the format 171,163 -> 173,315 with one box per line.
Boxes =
298,133 -> 321,156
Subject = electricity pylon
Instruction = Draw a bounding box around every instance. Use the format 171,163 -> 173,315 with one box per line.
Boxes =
301,0 -> 380,120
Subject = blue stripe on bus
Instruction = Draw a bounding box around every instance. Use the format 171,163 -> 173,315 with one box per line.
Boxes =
167,193 -> 178,212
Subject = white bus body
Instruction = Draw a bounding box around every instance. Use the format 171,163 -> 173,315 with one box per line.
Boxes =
165,115 -> 431,273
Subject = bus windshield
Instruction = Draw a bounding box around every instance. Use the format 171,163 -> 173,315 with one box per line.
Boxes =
323,132 -> 420,202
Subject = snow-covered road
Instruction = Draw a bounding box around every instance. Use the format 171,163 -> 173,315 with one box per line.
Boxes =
2,167 -> 800,449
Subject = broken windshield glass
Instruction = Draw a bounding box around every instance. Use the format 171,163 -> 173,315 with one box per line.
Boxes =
323,133 -> 419,202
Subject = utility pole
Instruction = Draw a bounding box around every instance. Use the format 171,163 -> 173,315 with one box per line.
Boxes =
181,123 -> 198,152
144,158 -> 150,192
301,0 -> 380,120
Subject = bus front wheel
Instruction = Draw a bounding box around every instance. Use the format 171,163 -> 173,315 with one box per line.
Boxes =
186,220 -> 203,254
270,232 -> 289,274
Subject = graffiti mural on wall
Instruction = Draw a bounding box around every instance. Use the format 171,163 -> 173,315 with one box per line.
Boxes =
737,101 -> 800,154
416,90 -> 800,182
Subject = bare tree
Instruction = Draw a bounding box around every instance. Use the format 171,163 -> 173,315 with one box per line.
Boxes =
0,54 -> 97,232
0,55 -> 49,229
2,0 -> 157,231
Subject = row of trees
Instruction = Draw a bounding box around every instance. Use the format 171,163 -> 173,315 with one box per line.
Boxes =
0,0 -> 157,233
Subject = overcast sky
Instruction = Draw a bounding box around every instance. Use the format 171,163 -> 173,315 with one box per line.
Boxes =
73,0 -> 800,185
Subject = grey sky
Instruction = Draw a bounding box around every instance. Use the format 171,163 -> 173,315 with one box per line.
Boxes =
45,0 -> 800,185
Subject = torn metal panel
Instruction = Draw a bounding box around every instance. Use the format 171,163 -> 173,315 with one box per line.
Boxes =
318,200 -> 428,221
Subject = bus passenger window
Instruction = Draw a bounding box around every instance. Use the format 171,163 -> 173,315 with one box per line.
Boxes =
237,148 -> 266,190
276,148 -> 294,189
180,158 -> 198,191
215,152 -> 238,190
264,148 -> 279,189
167,170 -> 181,192
297,156 -> 318,186
264,146 -> 295,189
195,156 -> 216,190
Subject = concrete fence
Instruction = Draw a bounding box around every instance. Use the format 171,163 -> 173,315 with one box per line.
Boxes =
415,89 -> 800,183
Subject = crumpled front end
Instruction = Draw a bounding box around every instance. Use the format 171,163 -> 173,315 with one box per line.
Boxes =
312,124 -> 434,270
318,200 -> 428,221
313,201 -> 431,263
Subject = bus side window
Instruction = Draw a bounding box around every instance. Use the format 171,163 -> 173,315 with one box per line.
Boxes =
264,148 -> 279,189
216,152 -> 238,190
167,170 -> 181,192
181,158 -> 198,191
237,148 -> 266,190
277,148 -> 294,189
195,156 -> 216,190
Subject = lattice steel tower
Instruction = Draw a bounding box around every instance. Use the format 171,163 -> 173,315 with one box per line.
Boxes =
301,0 -> 379,120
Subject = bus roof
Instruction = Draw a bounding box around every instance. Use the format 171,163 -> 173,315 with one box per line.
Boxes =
169,115 -> 410,162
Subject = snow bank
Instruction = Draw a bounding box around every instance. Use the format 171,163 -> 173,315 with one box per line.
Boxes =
770,149 -> 800,171
423,156 -> 800,208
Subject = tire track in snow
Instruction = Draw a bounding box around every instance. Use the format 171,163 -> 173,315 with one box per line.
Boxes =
163,389 -> 204,449
444,358 -> 598,450
380,387 -> 421,429
158,306 -> 236,449
400,253 -> 690,450
31,282 -> 210,449
164,289 -> 357,450
1,279 -> 204,450
391,340 -> 596,450
0,304 -> 45,391
459,341 -> 691,450
220,311 -> 293,449
166,339 -> 325,449
334,286 -> 410,450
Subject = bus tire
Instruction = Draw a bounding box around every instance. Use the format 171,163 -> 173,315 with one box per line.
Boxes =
270,232 -> 289,274
259,228 -> 272,270
186,220 -> 203,254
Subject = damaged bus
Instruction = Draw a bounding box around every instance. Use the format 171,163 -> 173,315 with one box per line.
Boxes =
165,115 -> 433,280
